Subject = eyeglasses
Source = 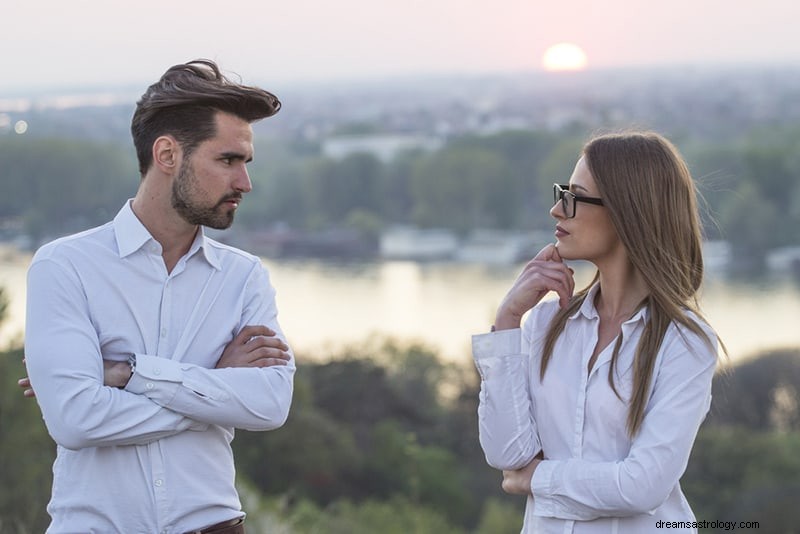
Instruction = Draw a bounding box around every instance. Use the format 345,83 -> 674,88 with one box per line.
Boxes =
553,183 -> 604,219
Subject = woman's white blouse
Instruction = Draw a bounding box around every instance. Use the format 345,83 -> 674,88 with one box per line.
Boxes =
472,284 -> 718,533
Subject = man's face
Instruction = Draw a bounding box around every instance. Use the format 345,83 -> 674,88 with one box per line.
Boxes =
171,112 -> 254,229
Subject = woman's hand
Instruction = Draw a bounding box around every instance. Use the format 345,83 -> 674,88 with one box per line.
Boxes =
501,452 -> 543,495
494,243 -> 575,330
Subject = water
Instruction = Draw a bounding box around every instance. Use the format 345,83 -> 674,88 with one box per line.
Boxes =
1,244 -> 798,364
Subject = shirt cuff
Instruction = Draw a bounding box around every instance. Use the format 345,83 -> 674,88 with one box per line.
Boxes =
472,328 -> 521,360
472,328 -> 524,380
125,354 -> 182,404
531,459 -> 562,518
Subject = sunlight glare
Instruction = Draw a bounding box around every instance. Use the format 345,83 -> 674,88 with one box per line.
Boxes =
542,43 -> 588,72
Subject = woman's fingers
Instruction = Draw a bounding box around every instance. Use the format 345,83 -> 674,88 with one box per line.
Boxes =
517,262 -> 574,308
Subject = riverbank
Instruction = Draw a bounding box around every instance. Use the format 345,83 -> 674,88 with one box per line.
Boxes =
2,242 -> 799,363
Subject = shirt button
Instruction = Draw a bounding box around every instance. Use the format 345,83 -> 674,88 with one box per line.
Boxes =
146,382 -> 154,390
154,479 -> 163,487
160,328 -> 167,338
153,368 -> 161,376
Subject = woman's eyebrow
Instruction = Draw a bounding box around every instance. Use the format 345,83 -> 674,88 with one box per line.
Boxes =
571,183 -> 590,193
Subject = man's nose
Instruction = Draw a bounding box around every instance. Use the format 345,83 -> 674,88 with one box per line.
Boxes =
234,166 -> 252,193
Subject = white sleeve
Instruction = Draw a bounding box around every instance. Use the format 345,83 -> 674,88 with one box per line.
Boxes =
473,323 -> 542,470
125,263 -> 295,431
25,258 -> 206,451
531,329 -> 717,519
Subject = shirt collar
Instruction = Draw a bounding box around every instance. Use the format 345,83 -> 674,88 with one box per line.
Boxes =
569,282 -> 649,324
113,200 -> 152,258
191,229 -> 222,270
113,200 -> 222,270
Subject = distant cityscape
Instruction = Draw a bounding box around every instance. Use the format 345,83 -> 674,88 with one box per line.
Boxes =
2,64 -> 800,275
3,64 -> 800,146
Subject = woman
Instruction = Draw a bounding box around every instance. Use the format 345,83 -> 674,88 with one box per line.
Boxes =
472,131 -> 722,532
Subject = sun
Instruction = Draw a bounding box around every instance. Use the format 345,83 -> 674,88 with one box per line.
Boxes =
542,43 -> 588,72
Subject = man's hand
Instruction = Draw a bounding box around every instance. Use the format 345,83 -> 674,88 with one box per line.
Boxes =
216,325 -> 292,369
18,374 -> 35,398
103,359 -> 133,388
501,452 -> 544,496
19,357 -> 133,396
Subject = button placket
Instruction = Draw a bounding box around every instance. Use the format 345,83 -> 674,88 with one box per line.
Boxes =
156,278 -> 172,356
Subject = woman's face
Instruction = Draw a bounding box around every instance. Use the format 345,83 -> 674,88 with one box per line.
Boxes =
550,156 -> 623,264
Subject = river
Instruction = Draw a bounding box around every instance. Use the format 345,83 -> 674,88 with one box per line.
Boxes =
1,244 -> 798,365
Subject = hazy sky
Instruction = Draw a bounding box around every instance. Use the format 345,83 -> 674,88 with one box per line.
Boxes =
3,0 -> 800,92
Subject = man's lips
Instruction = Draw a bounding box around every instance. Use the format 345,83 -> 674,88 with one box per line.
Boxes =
220,196 -> 242,208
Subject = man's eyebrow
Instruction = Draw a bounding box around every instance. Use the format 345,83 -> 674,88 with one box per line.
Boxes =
220,151 -> 253,163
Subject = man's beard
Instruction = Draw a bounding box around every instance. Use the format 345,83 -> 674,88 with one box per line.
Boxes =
171,162 -> 242,230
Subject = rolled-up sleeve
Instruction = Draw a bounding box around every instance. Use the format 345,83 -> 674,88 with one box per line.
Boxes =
473,327 -> 542,470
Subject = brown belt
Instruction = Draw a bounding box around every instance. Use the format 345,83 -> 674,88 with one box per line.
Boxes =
185,516 -> 245,534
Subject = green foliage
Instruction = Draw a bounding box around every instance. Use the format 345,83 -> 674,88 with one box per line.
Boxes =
0,350 -> 54,533
0,287 -> 7,328
681,349 -> 800,532
708,348 -> 800,431
4,123 -> 800,271
284,496 -> 465,534
4,344 -> 800,532
0,137 -> 137,244
233,338 -> 497,530
683,427 -> 800,528
687,127 -> 800,267
410,145 -> 513,232
473,498 -> 525,534
310,153 -> 386,226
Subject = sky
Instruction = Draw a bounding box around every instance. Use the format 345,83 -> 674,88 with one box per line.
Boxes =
3,0 -> 800,92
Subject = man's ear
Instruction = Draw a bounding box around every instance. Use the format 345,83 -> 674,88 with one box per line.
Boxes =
152,136 -> 181,174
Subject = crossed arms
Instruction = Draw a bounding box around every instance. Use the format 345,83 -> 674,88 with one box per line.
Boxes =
22,257 -> 295,450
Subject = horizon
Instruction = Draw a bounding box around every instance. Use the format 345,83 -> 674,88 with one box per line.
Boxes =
4,0 -> 800,94
2,59 -> 798,99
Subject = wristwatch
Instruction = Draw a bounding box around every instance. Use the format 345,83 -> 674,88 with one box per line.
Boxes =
125,354 -> 137,387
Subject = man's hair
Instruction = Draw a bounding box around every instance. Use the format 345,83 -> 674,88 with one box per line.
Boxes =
131,59 -> 281,176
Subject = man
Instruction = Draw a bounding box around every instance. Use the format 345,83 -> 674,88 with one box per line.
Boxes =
22,59 -> 294,533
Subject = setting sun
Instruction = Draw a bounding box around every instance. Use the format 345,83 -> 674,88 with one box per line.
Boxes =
542,43 -> 588,72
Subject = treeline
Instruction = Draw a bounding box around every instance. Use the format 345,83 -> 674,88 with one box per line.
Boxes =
2,331 -> 800,532
2,125 -> 800,267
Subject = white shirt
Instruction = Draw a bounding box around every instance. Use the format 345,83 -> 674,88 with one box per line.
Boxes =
25,201 -> 295,534
472,284 -> 717,534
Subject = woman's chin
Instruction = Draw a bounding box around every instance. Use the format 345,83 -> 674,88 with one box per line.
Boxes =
554,242 -> 575,260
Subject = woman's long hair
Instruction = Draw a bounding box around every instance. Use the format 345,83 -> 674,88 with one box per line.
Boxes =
540,131 -> 723,438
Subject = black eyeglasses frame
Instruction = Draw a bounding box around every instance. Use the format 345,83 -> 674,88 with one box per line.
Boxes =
553,183 -> 604,219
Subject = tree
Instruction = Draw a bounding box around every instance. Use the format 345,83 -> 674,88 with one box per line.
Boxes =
683,426 -> 800,527
0,137 -> 136,245
0,349 -> 54,532
0,287 -> 7,328
707,349 -> 800,432
410,146 -> 513,233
